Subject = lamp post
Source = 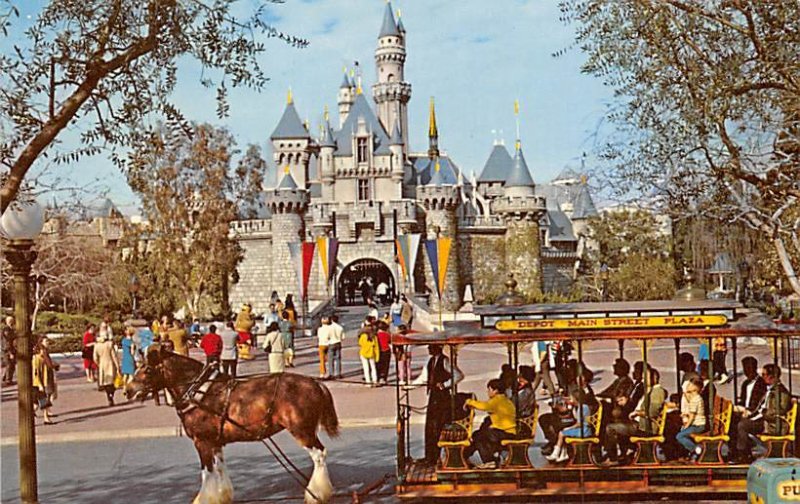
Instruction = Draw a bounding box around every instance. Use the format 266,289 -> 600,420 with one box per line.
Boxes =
599,263 -> 609,302
129,274 -> 140,318
2,198 -> 45,504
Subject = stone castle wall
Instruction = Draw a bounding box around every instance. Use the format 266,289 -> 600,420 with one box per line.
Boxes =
230,237 -> 273,313
504,216 -> 543,298
459,233 -> 506,303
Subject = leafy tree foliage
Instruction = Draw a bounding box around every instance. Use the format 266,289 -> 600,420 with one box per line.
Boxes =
582,209 -> 676,301
0,0 -> 304,212
124,123 -> 263,319
560,0 -> 800,295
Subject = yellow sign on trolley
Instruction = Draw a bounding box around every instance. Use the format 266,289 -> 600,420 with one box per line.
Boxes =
495,314 -> 728,332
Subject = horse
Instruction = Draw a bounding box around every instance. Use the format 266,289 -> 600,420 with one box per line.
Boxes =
125,345 -> 339,504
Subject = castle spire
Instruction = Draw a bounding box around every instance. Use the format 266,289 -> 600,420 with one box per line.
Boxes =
379,1 -> 400,38
428,97 -> 439,159
287,87 -> 293,105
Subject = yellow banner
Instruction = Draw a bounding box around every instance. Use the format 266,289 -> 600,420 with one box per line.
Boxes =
495,314 -> 728,332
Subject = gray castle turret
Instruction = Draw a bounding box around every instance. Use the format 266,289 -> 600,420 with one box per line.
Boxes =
229,2 -> 599,313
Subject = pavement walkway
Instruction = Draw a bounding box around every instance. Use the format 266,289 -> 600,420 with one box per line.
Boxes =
0,305 -> 780,447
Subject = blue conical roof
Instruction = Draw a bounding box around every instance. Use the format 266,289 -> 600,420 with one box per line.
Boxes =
379,2 -> 400,37
478,144 -> 513,183
505,146 -> 535,187
397,15 -> 405,33
333,93 -> 391,156
572,184 -> 598,219
320,121 -> 336,148
271,101 -> 310,140
389,119 -> 403,145
340,72 -> 351,89
278,171 -> 298,190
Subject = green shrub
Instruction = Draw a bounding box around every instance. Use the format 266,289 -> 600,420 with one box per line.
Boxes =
45,333 -> 83,354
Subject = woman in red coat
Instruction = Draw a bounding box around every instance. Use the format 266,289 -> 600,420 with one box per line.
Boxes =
82,323 -> 97,382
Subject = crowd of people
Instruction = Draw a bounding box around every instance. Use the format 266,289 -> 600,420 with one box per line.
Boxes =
412,338 -> 793,469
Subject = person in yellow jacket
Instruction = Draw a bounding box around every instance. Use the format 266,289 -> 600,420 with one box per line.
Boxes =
463,378 -> 517,469
357,326 -> 379,386
235,304 -> 255,360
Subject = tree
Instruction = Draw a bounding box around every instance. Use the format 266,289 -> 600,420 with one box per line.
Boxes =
581,209 -> 676,301
126,123 -> 262,319
0,0 -> 305,212
560,0 -> 800,295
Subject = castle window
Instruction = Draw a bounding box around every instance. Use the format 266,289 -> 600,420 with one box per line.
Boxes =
357,137 -> 368,164
357,179 -> 370,201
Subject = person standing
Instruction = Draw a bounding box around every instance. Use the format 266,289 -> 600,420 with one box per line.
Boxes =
219,321 -> 239,378
280,310 -> 295,368
32,336 -> 59,424
390,297 -> 403,328
395,325 -> 413,385
376,281 -> 389,305
263,322 -> 285,374
375,321 -> 392,385
400,295 -> 414,329
200,324 -> 223,365
411,344 -> 464,465
120,328 -> 137,384
531,340 -> 556,397
316,317 -> 333,379
264,303 -> 279,327
94,332 -> 120,406
367,300 -> 379,321
167,320 -> 190,357
2,316 -> 16,385
358,324 -> 379,386
80,323 -> 97,383
328,314 -> 345,379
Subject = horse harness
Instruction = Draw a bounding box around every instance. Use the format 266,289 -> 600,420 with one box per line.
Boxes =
168,363 -> 283,444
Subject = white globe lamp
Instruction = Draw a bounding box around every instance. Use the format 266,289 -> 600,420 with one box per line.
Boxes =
1,199 -> 45,241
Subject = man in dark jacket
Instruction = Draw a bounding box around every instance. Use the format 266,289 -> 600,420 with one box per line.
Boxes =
731,363 -> 790,464
727,356 -> 768,462
1,316 -> 16,385
411,344 -> 464,465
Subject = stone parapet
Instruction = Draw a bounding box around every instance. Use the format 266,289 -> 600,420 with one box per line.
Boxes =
418,185 -> 460,211
491,195 -> 546,217
230,219 -> 272,239
266,187 -> 309,214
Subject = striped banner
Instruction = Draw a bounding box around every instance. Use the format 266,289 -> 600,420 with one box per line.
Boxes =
424,237 -> 452,300
316,236 -> 339,284
288,241 -> 316,300
395,233 -> 421,285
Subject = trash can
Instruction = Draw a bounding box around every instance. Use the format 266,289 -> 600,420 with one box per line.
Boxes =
747,458 -> 800,503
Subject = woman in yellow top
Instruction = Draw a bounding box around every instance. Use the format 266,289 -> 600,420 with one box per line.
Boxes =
463,378 -> 516,469
33,337 -> 60,425
357,326 -> 380,386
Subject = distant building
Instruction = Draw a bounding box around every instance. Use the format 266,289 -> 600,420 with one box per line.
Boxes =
42,198 -> 125,248
230,4 -> 598,312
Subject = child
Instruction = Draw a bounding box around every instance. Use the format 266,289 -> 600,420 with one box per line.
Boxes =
676,376 -> 706,461
546,388 -> 592,464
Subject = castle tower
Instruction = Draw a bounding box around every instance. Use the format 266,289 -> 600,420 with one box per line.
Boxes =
319,108 -> 337,201
389,118 -> 404,198
337,71 -> 354,128
418,160 -> 461,311
372,2 -> 412,155
271,90 -> 315,188
266,168 -> 310,295
492,140 -> 546,298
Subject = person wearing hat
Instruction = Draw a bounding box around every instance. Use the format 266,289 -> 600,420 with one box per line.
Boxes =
516,365 -> 536,418
410,344 -> 464,465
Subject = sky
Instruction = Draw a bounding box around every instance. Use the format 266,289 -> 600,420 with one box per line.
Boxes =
7,0 -> 614,214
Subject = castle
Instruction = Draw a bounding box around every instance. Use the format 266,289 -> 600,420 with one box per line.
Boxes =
229,3 -> 598,313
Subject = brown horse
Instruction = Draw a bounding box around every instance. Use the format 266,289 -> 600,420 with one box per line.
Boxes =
125,346 -> 339,504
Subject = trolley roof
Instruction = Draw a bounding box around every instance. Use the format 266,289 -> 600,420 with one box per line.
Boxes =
393,300 -> 800,346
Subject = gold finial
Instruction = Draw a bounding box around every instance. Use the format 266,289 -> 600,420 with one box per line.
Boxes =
323,105 -> 329,122
428,97 -> 438,138
514,99 -> 519,116
397,8 -> 402,17
304,118 -> 309,130
580,174 -> 587,184
435,160 -> 440,172
287,87 -> 293,105
356,82 -> 363,95
515,139 -> 521,151
283,165 -> 290,175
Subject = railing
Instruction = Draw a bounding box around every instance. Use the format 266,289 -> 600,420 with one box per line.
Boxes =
460,215 -> 505,228
230,219 -> 272,236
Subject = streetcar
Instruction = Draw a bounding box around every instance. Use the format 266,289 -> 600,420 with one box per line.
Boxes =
392,296 -> 800,501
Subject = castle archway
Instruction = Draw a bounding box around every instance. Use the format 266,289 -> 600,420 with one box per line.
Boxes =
337,258 -> 395,307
